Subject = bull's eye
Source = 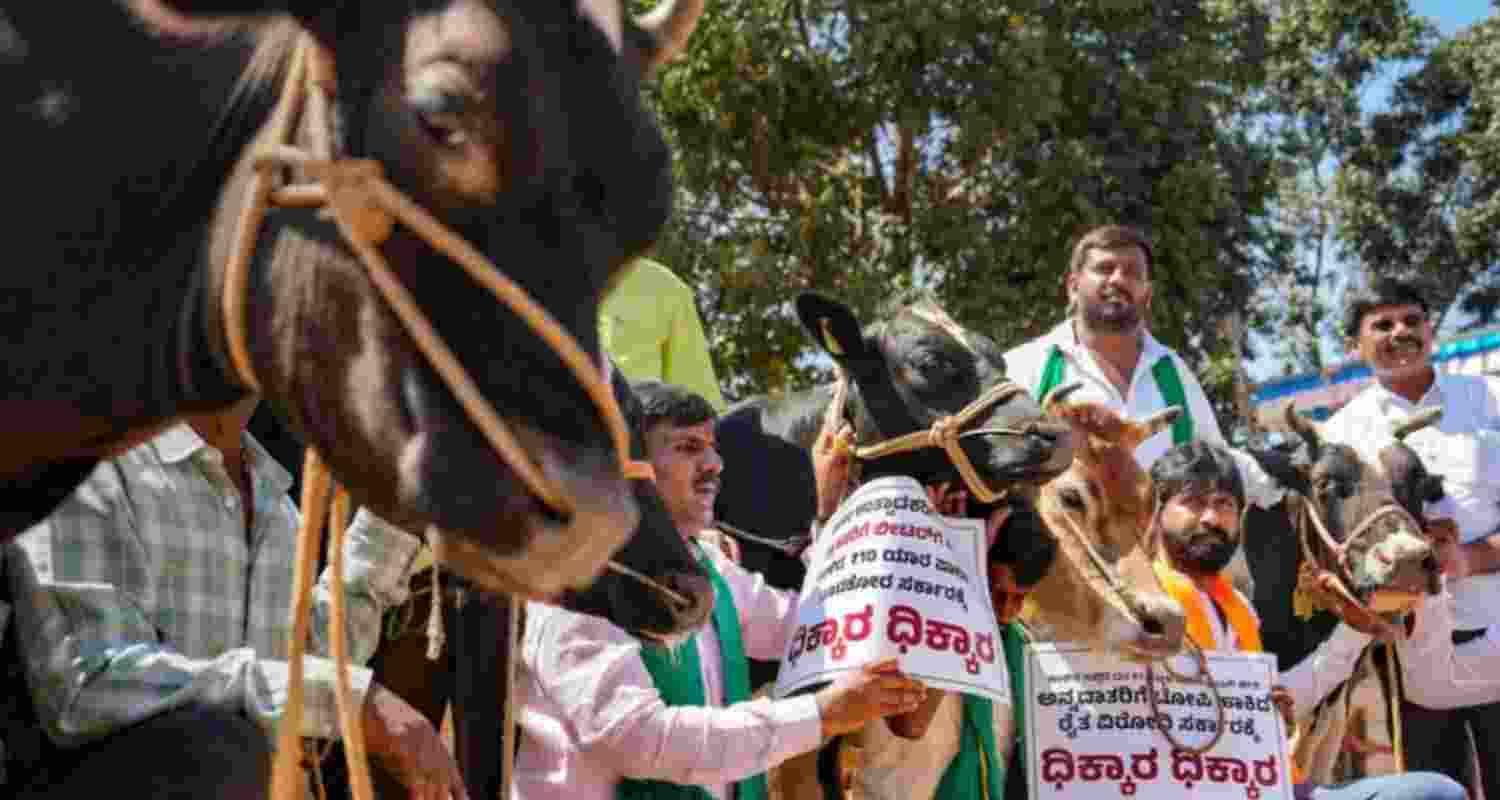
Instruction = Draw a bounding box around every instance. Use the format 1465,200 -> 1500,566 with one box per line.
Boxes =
407,62 -> 481,150
1059,486 -> 1087,512
411,93 -> 471,148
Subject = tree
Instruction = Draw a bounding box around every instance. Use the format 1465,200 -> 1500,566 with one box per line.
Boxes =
1243,0 -> 1435,379
1337,14 -> 1500,331
646,0 -> 1284,409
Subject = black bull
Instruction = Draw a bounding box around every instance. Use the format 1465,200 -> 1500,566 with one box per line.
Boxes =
0,0 -> 702,600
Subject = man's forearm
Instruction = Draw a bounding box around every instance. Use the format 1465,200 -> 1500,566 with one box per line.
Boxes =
1459,537 -> 1500,577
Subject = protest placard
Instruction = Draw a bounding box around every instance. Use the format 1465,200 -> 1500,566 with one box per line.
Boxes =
772,475 -> 1008,702
1025,643 -> 1292,800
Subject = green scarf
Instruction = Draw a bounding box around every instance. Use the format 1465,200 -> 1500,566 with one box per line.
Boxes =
933,623 -> 1030,800
617,548 -> 768,800
1036,345 -> 1194,445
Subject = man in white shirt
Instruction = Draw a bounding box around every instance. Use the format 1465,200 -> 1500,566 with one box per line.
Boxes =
1003,224 -> 1282,507
512,381 -> 927,800
1320,278 -> 1500,798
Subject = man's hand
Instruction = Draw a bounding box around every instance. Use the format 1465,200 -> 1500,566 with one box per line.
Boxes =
361,683 -> 470,800
1270,685 -> 1295,730
814,422 -> 854,523
698,528 -> 742,563
815,657 -> 927,738
1427,518 -> 1470,579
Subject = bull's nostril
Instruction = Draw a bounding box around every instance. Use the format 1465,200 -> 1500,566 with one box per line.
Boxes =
1140,616 -> 1165,637
1422,555 -> 1439,573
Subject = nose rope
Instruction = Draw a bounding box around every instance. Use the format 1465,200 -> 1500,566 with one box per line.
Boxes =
229,39 -> 646,800
1293,495 -> 1420,640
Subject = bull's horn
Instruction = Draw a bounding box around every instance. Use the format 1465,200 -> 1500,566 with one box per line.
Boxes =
1391,406 -> 1442,440
638,0 -> 706,74
1141,406 -> 1183,438
1041,381 -> 1084,412
1282,399 -> 1323,451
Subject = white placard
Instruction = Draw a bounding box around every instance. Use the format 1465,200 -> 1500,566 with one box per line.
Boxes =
772,475 -> 1009,703
1025,643 -> 1293,800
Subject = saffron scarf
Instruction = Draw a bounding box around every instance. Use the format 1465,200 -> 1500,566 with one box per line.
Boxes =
618,548 -> 768,800
1152,559 -> 1262,652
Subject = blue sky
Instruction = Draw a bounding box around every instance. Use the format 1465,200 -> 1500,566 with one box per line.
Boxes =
1416,0 -> 1491,33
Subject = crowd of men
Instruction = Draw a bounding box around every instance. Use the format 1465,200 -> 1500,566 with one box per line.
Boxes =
0,229 -> 1497,800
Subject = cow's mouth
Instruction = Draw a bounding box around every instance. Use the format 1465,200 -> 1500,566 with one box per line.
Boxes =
394,367 -> 637,598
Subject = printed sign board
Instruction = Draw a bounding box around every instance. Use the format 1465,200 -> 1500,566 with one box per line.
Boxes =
773,475 -> 1008,703
1025,643 -> 1293,800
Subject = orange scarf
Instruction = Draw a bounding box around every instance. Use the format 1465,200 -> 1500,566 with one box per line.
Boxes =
1153,559 -> 1304,783
1153,559 -> 1262,653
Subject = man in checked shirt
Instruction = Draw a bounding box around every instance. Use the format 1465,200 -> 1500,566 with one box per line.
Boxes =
1,396 -> 463,800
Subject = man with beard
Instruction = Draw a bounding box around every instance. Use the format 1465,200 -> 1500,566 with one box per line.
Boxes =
1004,225 -> 1282,506
1149,442 -> 1466,800
512,381 -> 928,800
1318,278 -> 1500,798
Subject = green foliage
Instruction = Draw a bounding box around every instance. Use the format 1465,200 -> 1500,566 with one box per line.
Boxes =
1336,14 -> 1500,331
639,0 -> 1461,429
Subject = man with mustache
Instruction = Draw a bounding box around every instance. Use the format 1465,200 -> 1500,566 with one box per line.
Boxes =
512,381 -> 927,800
1150,442 -> 1465,800
1004,225 -> 1282,502
1317,278 -> 1500,798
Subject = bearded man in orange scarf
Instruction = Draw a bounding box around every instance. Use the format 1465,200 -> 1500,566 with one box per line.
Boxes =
1148,441 -> 1466,800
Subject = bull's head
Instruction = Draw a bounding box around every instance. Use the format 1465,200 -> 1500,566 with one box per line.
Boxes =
795,293 -> 1074,502
1025,395 -> 1187,660
147,0 -> 704,599
1280,402 -> 1443,619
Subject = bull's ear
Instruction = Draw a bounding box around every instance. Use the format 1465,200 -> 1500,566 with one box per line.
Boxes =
796,293 -> 874,366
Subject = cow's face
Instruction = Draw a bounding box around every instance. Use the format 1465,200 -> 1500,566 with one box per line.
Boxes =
795,293 -> 1075,500
1283,403 -> 1442,613
1025,402 -> 1187,660
157,0 -> 704,600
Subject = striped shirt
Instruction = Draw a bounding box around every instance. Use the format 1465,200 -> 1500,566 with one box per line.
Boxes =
3,424 -> 422,749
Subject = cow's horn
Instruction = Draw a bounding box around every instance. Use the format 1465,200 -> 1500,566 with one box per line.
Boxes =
1391,406 -> 1442,441
1141,406 -> 1183,438
638,0 -> 706,74
1041,381 -> 1084,413
1282,400 -> 1323,450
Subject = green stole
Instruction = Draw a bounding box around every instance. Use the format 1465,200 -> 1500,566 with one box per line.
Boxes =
933,623 -> 1030,800
1036,344 -> 1194,445
617,548 -> 769,800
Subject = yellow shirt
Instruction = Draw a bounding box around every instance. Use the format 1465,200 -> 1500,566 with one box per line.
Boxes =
599,258 -> 725,410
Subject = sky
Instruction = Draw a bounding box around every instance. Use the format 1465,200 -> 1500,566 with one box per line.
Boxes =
1243,0 -> 1494,382
1416,0 -> 1492,33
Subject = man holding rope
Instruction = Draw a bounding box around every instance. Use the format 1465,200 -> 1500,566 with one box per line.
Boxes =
1318,278 -> 1500,799
1149,441 -> 1465,800
1,397 -> 462,800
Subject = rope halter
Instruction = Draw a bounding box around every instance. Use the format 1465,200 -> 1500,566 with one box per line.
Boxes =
823,369 -> 1031,505
221,36 -> 646,519
229,37 -> 652,800
1292,494 -> 1420,641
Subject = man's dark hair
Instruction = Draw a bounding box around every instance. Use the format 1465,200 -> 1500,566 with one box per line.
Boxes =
1068,224 -> 1154,275
1149,441 -> 1245,509
1343,278 -> 1430,340
632,380 -> 717,433
988,506 -> 1057,587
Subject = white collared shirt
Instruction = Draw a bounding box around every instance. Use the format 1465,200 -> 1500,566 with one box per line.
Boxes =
1323,373 -> 1500,632
1004,320 -> 1284,508
1396,588 -> 1500,710
513,545 -> 823,800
